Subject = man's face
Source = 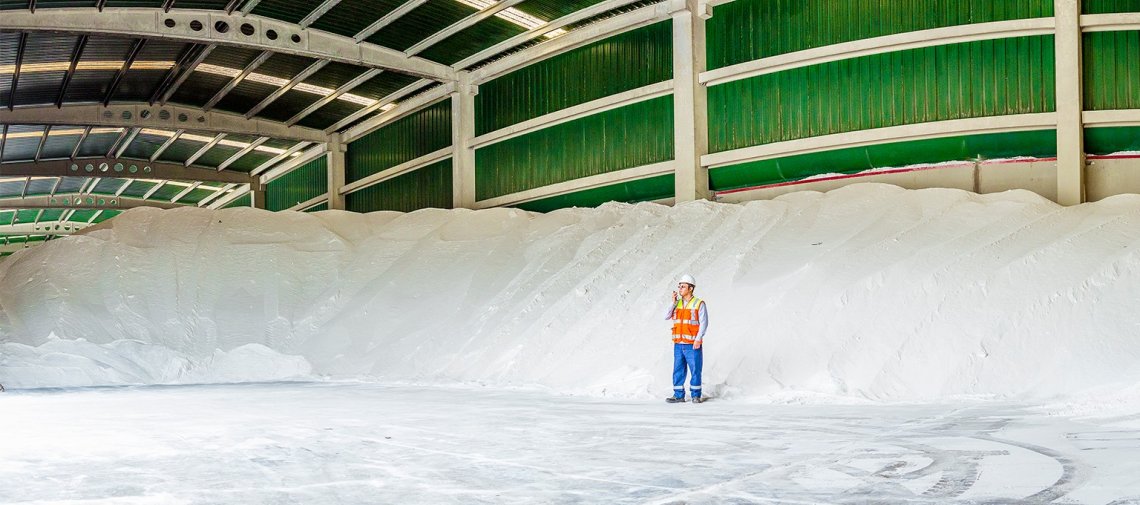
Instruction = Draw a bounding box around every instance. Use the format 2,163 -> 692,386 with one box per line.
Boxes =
678,283 -> 693,295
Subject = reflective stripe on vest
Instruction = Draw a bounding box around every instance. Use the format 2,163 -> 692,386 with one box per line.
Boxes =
672,297 -> 703,344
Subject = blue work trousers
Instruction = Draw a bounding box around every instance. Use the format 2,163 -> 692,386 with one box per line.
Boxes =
672,343 -> 702,398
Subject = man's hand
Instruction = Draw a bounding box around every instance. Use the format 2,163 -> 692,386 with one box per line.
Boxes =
672,290 -> 678,302
694,342 -> 702,350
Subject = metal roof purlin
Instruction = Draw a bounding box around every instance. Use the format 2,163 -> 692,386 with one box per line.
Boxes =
204,50 -> 273,111
286,68 -> 382,126
322,78 -> 430,133
0,104 -> 330,143
57,35 -> 89,108
184,133 -> 226,167
353,0 -> 429,43
8,34 -> 28,112
104,39 -> 148,106
299,0 -> 343,28
243,60 -> 330,119
404,0 -> 527,57
2,8 -> 456,82
160,44 -> 216,106
70,126 -> 91,159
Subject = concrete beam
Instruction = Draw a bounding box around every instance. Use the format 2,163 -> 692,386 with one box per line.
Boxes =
1056,0 -> 1086,206
0,158 -> 255,184
451,72 -> 474,209
672,0 -> 710,203
1,8 -> 456,82
0,192 -> 190,210
0,221 -> 92,235
0,104 -> 329,143
326,138 -> 345,210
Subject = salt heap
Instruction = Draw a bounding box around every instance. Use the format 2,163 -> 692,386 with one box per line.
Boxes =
2,183 -> 1140,402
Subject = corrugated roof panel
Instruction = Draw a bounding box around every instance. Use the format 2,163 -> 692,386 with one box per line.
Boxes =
104,0 -> 164,7
39,130 -> 82,159
94,210 -> 121,223
178,187 -> 215,204
13,210 -> 39,224
418,15 -> 526,65
149,183 -> 184,201
348,72 -> 420,101
121,130 -> 175,160
0,181 -> 26,199
1,125 -> 45,162
24,178 -> 59,196
55,176 -> 88,194
119,180 -> 157,198
174,0 -> 230,9
68,209 -> 99,222
12,33 -> 78,107
193,146 -> 241,167
515,0 -> 606,20
296,99 -> 365,130
73,130 -> 124,157
215,53 -> 316,114
310,0 -> 407,38
168,47 -> 264,108
253,62 -> 370,122
89,178 -> 125,195
251,0 -> 325,24
0,0 -> 28,10
225,150 -> 273,173
111,40 -> 187,103
366,1 -> 476,51
63,37 -> 135,104
156,138 -> 201,164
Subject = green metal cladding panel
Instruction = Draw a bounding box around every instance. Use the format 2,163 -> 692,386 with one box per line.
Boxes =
475,21 -> 673,135
223,193 -> 252,209
709,129 -> 1058,190
305,202 -> 329,212
707,0 -> 1053,70
267,156 -> 328,212
1086,126 -> 1140,154
1084,0 -> 1140,13
514,174 -> 675,213
346,100 -> 452,184
475,96 -> 674,201
345,160 -> 453,213
1084,31 -> 1140,110
708,36 -> 1056,154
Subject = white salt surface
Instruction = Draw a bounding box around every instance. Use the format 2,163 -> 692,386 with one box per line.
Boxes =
2,382 -> 1139,504
3,183 -> 1140,502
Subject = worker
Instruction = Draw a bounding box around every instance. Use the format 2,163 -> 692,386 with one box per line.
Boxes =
665,274 -> 707,403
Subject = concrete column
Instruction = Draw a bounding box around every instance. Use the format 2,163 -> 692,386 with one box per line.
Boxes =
250,182 -> 267,209
672,0 -> 712,203
452,71 -> 477,209
1055,0 -> 1085,206
326,137 -> 346,210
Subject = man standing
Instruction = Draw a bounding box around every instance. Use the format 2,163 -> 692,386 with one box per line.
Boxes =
665,274 -> 707,403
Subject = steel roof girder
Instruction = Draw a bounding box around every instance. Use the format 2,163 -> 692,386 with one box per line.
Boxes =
0,104 -> 329,143
0,158 -> 256,184
1,8 -> 456,82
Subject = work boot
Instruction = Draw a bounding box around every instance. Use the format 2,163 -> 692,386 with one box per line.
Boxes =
666,396 -> 685,403
692,397 -> 704,404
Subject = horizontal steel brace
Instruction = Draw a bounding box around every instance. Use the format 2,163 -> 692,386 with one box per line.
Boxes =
0,192 -> 188,210
0,8 -> 455,82
0,104 -> 329,143
0,158 -> 255,184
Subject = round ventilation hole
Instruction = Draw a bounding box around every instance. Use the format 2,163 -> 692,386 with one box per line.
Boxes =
159,110 -> 171,120
121,111 -> 132,120
291,34 -> 301,44
177,113 -> 189,122
140,109 -> 151,119
214,21 -> 230,34
164,18 -> 176,28
265,29 -> 278,40
69,164 -> 79,172
241,23 -> 255,36
190,20 -> 203,31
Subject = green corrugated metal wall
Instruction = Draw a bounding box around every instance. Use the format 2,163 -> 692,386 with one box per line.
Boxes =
515,174 -> 676,213
1084,0 -> 1140,13
345,160 -> 453,213
1084,31 -> 1140,110
267,156 -> 328,212
346,99 -> 452,184
475,21 -> 673,135
476,96 -> 675,200
708,36 -> 1056,154
710,130 -> 1058,190
1087,126 -> 1140,154
707,0 -> 1053,70
223,193 -> 252,209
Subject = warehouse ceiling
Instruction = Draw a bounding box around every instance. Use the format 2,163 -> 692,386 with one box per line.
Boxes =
0,0 -> 655,255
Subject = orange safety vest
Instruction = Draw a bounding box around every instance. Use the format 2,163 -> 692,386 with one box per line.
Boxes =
671,297 -> 704,344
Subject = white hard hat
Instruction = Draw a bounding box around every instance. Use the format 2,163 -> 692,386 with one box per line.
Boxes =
677,274 -> 696,287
